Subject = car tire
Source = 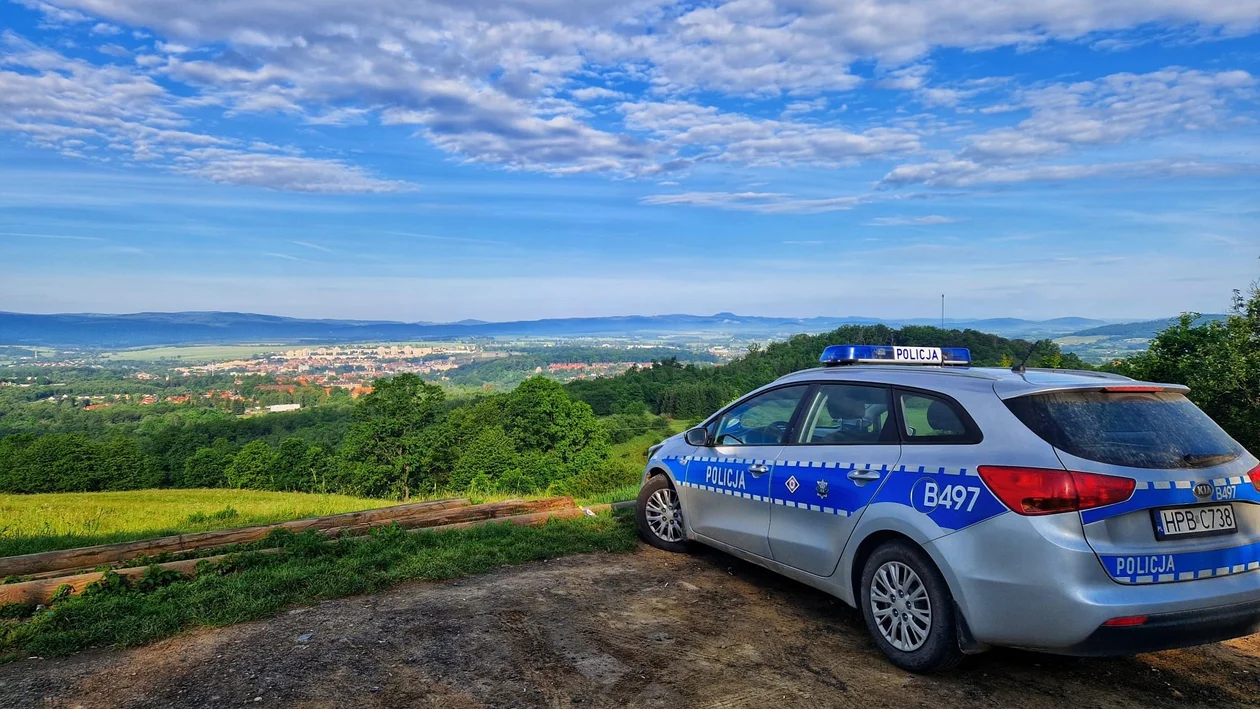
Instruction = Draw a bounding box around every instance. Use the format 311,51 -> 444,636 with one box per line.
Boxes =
859,540 -> 964,673
636,475 -> 689,553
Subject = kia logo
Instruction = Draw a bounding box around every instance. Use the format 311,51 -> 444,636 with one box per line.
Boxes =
1193,482 -> 1213,499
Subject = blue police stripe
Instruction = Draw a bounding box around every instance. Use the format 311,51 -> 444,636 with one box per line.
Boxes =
658,456 -> 1007,530
1080,476 -> 1260,525
870,464 -> 1007,532
1102,541 -> 1260,584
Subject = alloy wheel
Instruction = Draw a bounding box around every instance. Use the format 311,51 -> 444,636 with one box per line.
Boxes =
645,487 -> 683,542
870,560 -> 932,651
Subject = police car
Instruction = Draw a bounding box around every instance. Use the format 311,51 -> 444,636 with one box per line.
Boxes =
635,345 -> 1260,672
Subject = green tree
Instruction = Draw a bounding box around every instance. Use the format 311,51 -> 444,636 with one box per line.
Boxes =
337,373 -> 445,498
449,425 -> 523,491
182,446 -> 231,488
270,437 -> 314,491
502,377 -> 610,490
1117,282 -> 1260,453
226,440 -> 277,489
101,435 -> 163,490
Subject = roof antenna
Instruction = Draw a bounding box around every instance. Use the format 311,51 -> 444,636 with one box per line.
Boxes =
1012,339 -> 1045,374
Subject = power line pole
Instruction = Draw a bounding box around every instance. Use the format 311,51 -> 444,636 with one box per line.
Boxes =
940,294 -> 945,329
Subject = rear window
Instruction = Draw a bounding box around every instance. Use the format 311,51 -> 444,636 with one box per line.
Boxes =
1005,390 -> 1243,469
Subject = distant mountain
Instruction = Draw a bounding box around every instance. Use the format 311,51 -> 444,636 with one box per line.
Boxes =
1068,314 -> 1228,339
0,310 -> 1116,349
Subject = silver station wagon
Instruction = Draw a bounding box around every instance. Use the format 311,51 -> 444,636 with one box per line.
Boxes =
635,345 -> 1260,672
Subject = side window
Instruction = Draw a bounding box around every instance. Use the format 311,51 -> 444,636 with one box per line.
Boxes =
897,391 -> 979,443
713,386 -> 808,446
797,384 -> 894,445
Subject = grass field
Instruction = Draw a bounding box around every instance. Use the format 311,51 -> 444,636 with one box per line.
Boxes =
102,344 -> 289,362
0,490 -> 401,558
1053,335 -> 1108,346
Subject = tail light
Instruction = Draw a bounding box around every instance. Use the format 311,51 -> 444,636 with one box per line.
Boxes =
1247,463 -> 1260,493
977,466 -> 1135,516
1102,615 -> 1148,627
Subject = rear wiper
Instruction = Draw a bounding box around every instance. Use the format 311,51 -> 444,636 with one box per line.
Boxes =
1182,453 -> 1235,467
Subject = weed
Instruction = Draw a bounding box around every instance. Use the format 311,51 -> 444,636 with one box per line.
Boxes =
134,565 -> 184,593
0,603 -> 33,621
186,506 -> 239,524
81,571 -> 129,598
47,585 -> 73,604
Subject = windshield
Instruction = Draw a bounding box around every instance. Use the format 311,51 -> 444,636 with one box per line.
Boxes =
1005,390 -> 1244,469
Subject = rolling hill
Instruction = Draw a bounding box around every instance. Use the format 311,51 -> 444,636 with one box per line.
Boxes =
0,311 -> 1113,348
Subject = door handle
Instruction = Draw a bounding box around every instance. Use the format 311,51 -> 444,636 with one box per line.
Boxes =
749,464 -> 770,477
847,469 -> 881,482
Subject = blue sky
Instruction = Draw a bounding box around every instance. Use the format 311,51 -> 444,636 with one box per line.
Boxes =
0,0 -> 1258,323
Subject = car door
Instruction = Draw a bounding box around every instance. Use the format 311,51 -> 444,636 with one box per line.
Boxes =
685,384 -> 810,559
768,383 -> 901,577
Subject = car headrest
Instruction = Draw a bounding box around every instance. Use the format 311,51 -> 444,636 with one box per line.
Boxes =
826,395 -> 866,420
926,400 -> 963,434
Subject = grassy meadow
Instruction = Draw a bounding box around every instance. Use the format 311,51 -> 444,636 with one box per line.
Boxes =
0,489 -> 401,558
0,511 -> 639,661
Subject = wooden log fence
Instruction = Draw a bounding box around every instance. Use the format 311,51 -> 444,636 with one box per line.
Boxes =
0,503 -> 589,606
0,497 -> 470,579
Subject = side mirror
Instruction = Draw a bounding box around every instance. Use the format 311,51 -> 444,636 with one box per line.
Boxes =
684,427 -> 710,447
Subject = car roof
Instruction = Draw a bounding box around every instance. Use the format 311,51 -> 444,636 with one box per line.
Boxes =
773,365 -> 1188,399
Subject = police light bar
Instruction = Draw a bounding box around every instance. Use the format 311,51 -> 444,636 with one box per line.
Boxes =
819,345 -> 971,367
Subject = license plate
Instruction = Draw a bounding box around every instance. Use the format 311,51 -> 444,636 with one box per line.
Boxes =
1152,504 -> 1238,540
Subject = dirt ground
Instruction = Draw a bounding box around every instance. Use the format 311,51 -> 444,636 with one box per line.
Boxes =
4,544 -> 1260,708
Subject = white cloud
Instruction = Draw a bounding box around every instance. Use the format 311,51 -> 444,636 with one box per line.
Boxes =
4,0 -> 1260,185
174,149 -> 414,193
14,0 -> 89,26
291,240 -> 334,253
621,100 -> 920,167
642,191 -> 865,214
880,157 -> 1258,188
96,43 -> 130,57
883,67 -> 1258,187
869,215 -> 956,225
0,34 -> 410,193
569,86 -> 625,102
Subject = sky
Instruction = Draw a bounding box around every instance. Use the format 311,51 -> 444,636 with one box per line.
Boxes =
0,0 -> 1258,323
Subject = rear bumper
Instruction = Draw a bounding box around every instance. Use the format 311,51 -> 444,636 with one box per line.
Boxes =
928,513 -> 1260,653
1061,598 -> 1260,656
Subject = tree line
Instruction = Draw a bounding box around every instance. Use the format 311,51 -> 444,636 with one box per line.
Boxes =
0,375 -> 629,498
564,324 -> 1088,418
